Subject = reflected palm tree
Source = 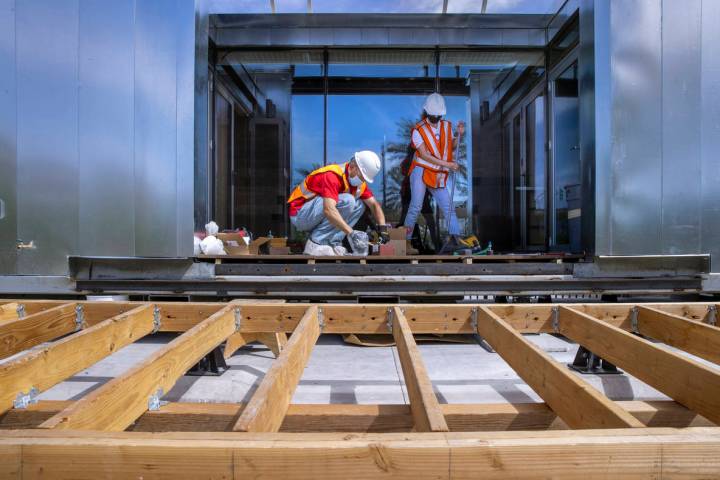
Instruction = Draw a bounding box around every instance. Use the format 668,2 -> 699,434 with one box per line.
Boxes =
383,117 -> 468,224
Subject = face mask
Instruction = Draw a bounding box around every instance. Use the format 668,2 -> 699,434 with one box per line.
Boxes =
349,175 -> 363,187
427,115 -> 442,124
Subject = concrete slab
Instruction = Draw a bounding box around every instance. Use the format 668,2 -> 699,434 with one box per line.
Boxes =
23,332 -> 716,407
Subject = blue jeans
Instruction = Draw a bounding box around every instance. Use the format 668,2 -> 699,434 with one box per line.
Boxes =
403,166 -> 460,238
291,194 -> 366,245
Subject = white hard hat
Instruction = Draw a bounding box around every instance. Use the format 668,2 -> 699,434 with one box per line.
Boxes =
353,150 -> 381,183
423,92 -> 446,116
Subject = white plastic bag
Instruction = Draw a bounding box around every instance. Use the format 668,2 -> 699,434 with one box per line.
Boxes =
200,235 -> 226,255
204,221 -> 219,236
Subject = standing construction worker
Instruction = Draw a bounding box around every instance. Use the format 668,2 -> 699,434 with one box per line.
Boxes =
288,151 -> 388,256
403,93 -> 465,253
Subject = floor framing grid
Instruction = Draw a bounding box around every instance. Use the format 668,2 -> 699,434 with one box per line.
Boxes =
1,299 -> 719,478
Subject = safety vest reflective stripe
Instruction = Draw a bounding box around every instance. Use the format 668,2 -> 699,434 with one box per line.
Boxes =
287,162 -> 366,204
412,120 -> 453,172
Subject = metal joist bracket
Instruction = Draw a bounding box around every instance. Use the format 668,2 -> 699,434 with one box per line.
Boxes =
386,307 -> 393,333
234,306 -> 242,332
317,307 -> 325,332
16,303 -> 26,319
551,306 -> 560,333
629,306 -> 639,333
706,305 -> 717,327
152,305 -> 162,333
148,388 -> 166,411
13,387 -> 39,409
74,304 -> 85,331
470,306 -> 478,332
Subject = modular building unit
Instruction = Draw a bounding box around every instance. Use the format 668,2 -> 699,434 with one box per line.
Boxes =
0,0 -> 718,285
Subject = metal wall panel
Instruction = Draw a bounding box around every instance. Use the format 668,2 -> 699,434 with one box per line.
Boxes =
133,0 -> 179,255
700,0 -> 720,266
661,0 -> 702,254
176,0 -> 196,255
0,0 -> 17,274
78,0 -> 135,256
16,0 -> 80,274
607,0 -> 663,254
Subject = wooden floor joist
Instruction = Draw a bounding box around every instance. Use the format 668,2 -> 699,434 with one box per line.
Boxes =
0,304 -> 155,415
1,400 -> 713,432
1,298 -> 718,477
233,306 -> 320,432
476,307 -> 642,429
559,306 -> 720,425
38,304 -> 238,431
635,305 -> 720,364
392,307 -> 449,432
0,303 -> 78,359
2,428 -> 720,479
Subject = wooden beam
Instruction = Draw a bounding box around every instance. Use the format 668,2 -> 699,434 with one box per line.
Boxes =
2,428 -> 720,479
223,331 -> 287,359
1,400 -> 712,432
635,305 -> 720,364
39,305 -> 238,431
477,307 -> 642,429
233,306 -> 320,432
559,306 -> 720,425
0,304 -> 155,415
392,307 -> 449,432
0,303 -> 19,323
0,303 -> 78,359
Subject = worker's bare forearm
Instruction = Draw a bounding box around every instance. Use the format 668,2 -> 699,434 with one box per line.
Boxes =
323,198 -> 353,235
365,198 -> 386,226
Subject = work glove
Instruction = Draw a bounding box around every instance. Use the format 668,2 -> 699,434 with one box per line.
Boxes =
377,224 -> 391,244
347,230 -> 369,256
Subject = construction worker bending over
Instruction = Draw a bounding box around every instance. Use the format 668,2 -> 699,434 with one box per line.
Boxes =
403,93 -> 465,253
288,151 -> 387,256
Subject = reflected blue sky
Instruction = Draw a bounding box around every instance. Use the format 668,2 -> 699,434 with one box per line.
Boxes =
291,94 -> 469,208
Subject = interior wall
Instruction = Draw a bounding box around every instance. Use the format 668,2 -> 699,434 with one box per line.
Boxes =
0,0 -> 196,275
593,0 -> 720,268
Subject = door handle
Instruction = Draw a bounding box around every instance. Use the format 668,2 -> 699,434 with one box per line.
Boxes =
17,240 -> 36,250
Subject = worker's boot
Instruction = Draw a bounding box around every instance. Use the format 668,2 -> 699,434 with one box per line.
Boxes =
331,244 -> 348,255
303,239 -> 335,256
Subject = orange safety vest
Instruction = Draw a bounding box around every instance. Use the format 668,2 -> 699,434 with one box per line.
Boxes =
409,119 -> 454,189
287,162 -> 367,204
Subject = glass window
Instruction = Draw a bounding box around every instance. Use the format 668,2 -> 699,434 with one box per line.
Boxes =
322,94 -> 470,234
525,95 -> 546,248
290,95 -> 325,187
551,62 -> 580,250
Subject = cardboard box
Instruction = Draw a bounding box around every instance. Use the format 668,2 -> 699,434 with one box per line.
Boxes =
269,246 -> 291,255
216,233 -> 249,255
377,243 -> 395,256
388,227 -> 406,241
376,240 -> 407,257
390,239 -> 406,256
